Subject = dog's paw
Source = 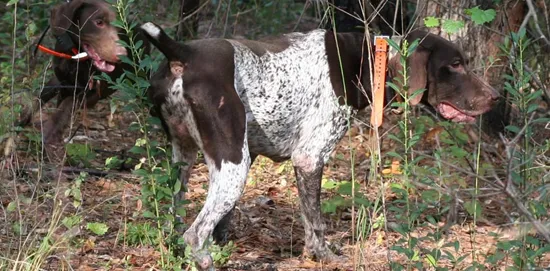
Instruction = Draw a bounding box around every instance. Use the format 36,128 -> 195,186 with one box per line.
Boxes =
303,247 -> 348,264
195,250 -> 214,271
40,119 -> 64,145
320,252 -> 348,264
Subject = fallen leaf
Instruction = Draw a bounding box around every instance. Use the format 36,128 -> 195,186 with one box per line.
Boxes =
391,160 -> 402,174
267,186 -> 279,197
423,126 -> 445,145
96,178 -> 117,194
136,199 -> 143,212
193,187 -> 206,194
298,258 -> 321,268
82,237 -> 96,253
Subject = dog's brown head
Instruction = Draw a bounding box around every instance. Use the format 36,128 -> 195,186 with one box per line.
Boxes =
389,30 -> 500,123
50,0 -> 127,72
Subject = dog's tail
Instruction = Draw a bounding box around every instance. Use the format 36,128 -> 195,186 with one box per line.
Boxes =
140,22 -> 189,61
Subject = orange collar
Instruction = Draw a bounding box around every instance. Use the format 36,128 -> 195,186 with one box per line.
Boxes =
37,44 -> 89,61
370,36 -> 389,128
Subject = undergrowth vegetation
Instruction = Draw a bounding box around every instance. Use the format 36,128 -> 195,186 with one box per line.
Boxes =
0,0 -> 548,270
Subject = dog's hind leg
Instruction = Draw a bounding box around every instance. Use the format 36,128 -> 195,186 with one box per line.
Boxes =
41,96 -> 75,144
291,113 -> 349,262
212,207 -> 233,245
292,153 -> 341,261
17,78 -> 60,128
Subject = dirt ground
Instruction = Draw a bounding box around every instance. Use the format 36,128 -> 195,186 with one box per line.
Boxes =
2,97 -> 548,270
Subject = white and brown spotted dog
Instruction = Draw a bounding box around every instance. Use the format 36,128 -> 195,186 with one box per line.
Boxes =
140,22 -> 499,269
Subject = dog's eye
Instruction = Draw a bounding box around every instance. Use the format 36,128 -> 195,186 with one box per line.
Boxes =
450,61 -> 461,68
95,19 -> 105,27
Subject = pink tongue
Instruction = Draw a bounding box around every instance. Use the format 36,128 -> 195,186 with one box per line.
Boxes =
83,44 -> 116,73
437,103 -> 476,123
93,59 -> 116,72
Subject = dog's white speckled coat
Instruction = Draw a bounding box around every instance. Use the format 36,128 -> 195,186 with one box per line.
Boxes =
229,30 -> 351,163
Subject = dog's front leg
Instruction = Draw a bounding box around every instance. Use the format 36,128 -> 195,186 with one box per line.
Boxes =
183,137 -> 251,270
170,135 -> 198,233
41,95 -> 76,144
211,153 -> 256,244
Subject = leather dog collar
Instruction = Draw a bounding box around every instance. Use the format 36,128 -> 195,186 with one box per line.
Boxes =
37,44 -> 89,61
35,27 -> 89,61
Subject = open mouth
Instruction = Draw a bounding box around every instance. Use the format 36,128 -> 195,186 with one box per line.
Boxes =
82,44 -> 117,73
437,102 -> 477,123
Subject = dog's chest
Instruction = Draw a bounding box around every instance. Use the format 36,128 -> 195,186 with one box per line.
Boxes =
229,30 -> 351,158
161,78 -> 203,149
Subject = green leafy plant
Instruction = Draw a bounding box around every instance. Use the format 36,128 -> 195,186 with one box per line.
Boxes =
321,179 -> 370,214
210,241 -> 236,267
465,6 -> 496,25
384,35 -> 484,271
424,16 -> 465,34
103,0 -> 185,268
424,7 -> 495,34
87,222 -> 109,236
123,222 -> 159,246
65,172 -> 86,208
492,28 -> 550,270
66,143 -> 97,167
62,215 -> 83,229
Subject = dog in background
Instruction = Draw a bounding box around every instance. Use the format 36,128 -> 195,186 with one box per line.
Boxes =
19,0 -> 149,144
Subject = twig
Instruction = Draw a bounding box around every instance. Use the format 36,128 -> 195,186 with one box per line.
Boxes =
23,165 -> 138,179
169,0 -> 211,30
477,117 -> 550,243
411,150 -> 496,185
521,0 -> 550,49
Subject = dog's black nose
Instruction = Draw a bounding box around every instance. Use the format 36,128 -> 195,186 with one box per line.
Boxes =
481,82 -> 500,102
488,87 -> 500,101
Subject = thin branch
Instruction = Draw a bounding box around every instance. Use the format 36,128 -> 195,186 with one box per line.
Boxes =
24,165 -> 138,179
521,0 -> 550,49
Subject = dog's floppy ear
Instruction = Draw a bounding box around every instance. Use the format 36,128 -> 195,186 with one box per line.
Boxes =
389,31 -> 439,106
50,0 -> 86,36
408,31 -> 458,105
388,46 -> 430,106
407,48 -> 430,105
50,0 -> 87,50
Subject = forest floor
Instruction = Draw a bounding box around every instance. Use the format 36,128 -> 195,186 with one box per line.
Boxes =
2,98 -> 548,270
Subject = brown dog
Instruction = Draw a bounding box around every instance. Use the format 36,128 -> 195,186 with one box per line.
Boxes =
20,0 -> 149,144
